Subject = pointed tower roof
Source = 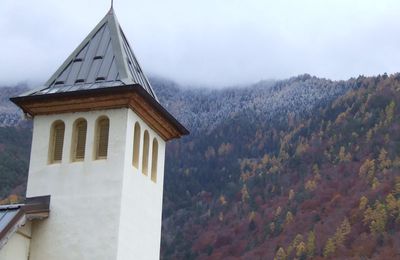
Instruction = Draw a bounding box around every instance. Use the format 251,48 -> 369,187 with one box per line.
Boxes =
11,8 -> 188,140
23,8 -> 157,100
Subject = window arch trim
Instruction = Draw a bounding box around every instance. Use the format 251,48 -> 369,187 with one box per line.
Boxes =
71,118 -> 87,162
49,120 -> 65,164
151,138 -> 158,183
95,116 -> 110,160
133,122 -> 141,168
142,130 -> 150,175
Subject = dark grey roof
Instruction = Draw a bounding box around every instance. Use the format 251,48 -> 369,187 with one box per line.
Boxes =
0,206 -> 20,231
23,8 -> 157,100
0,206 -> 23,249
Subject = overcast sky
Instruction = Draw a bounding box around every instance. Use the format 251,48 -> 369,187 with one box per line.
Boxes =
1,0 -> 400,87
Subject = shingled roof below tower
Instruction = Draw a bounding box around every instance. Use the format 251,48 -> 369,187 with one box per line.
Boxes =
22,8 -> 157,101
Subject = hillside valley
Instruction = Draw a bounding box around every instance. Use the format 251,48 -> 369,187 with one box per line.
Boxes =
1,74 -> 400,259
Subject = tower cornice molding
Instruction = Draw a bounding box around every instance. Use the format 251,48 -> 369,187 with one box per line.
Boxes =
10,85 -> 188,141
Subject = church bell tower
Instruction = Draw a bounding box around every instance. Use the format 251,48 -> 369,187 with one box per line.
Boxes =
11,7 -> 188,260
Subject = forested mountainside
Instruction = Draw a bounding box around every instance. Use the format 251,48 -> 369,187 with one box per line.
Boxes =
0,85 -> 31,200
1,74 -> 400,258
153,74 -> 354,133
161,74 -> 400,259
0,85 -> 29,127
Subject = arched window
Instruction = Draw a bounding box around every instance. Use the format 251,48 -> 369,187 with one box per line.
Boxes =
132,122 -> 141,168
72,118 -> 87,161
151,138 -> 158,183
142,130 -> 149,175
49,120 -> 65,164
95,116 -> 109,159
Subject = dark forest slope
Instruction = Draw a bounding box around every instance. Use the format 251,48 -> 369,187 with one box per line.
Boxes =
160,74 -> 400,259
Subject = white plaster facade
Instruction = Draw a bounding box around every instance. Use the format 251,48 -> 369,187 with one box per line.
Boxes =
26,108 -> 166,260
0,223 -> 31,260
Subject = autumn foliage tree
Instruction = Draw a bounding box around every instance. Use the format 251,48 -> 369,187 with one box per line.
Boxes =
363,201 -> 388,234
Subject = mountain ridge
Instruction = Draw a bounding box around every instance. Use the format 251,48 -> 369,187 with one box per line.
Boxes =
1,73 -> 399,258
160,73 -> 400,259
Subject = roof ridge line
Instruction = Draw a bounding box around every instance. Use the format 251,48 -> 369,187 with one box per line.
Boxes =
107,10 -> 130,81
44,12 -> 110,87
119,29 -> 158,100
21,9 -> 158,101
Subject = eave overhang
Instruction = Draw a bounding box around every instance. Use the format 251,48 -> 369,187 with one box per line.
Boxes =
10,85 -> 189,141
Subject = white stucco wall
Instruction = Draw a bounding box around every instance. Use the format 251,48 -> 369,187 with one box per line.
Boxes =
26,107 -> 166,260
27,109 -> 128,260
0,222 -> 31,260
116,109 -> 166,260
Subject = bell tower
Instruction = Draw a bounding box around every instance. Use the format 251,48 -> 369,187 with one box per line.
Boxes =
11,8 -> 188,260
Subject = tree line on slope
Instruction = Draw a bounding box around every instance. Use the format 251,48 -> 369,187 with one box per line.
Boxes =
161,73 -> 400,259
1,75 -> 399,258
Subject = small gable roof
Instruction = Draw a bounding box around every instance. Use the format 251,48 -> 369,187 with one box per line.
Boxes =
0,196 -> 50,249
22,8 -> 157,100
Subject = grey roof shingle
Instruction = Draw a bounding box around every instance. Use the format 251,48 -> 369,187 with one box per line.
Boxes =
22,8 -> 157,100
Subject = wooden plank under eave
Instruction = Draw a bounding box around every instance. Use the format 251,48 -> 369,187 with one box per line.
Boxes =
128,102 -> 170,141
24,93 -> 131,109
21,97 -> 130,115
129,95 -> 180,141
13,89 -> 185,140
132,93 -> 180,137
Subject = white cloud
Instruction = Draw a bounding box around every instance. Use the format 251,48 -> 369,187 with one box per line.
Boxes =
1,0 -> 400,87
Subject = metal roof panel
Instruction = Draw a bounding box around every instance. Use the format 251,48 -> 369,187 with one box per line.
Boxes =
23,8 -> 158,101
0,209 -> 19,231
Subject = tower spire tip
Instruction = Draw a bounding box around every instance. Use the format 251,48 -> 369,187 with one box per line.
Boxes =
108,0 -> 114,14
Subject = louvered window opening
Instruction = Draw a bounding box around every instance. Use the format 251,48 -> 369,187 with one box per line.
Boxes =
151,139 -> 158,183
96,118 -> 109,159
133,122 -> 141,168
142,131 -> 149,175
51,122 -> 65,163
74,120 -> 87,161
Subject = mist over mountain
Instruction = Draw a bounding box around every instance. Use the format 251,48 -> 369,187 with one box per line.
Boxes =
0,85 -> 29,127
0,74 -> 356,130
152,74 -> 357,133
